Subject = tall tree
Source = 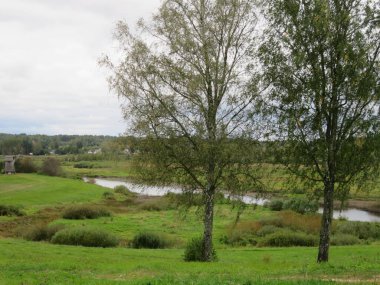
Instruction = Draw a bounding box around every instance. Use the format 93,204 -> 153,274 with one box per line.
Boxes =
259,0 -> 380,262
102,0 -> 261,261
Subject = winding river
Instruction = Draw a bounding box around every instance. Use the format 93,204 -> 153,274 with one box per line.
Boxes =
86,177 -> 380,223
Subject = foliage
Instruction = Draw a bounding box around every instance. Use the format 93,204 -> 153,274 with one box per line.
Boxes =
267,199 -> 284,211
334,221 -> 380,240
184,237 -> 217,262
62,205 -> 111,219
102,191 -> 115,200
282,198 -> 319,214
51,227 -> 119,248
259,0 -> 380,261
330,234 -> 361,246
0,204 -> 24,216
73,162 -> 93,169
14,157 -> 38,173
0,133 -> 116,155
258,230 -> 317,247
23,224 -> 65,242
102,0 -> 261,261
131,232 -> 170,249
41,157 -> 62,176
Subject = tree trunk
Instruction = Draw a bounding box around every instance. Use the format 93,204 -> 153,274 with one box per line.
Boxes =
203,184 -> 215,261
317,181 -> 334,263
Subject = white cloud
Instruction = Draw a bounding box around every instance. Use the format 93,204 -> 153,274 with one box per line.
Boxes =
0,0 -> 160,135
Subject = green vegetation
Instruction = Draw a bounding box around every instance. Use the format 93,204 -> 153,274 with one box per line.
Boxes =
184,237 -> 217,262
0,239 -> 379,284
62,205 -> 111,220
0,204 -> 24,216
0,172 -> 379,283
131,232 -> 170,249
0,174 -> 106,212
51,227 -> 119,248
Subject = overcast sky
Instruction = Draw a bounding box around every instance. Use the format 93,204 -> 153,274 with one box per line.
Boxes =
0,0 -> 160,136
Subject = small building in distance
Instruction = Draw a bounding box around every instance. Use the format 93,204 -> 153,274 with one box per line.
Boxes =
4,156 -> 16,174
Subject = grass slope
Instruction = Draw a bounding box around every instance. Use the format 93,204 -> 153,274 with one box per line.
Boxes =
0,239 -> 379,284
0,174 -> 106,212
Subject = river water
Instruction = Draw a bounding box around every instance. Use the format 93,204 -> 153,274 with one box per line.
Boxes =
86,177 -> 380,223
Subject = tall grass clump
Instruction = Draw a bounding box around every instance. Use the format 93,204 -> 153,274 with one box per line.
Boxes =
131,232 -> 170,249
51,227 -> 119,247
0,205 -> 24,216
258,230 -> 317,247
62,205 -> 111,219
23,224 -> 65,242
334,221 -> 380,240
184,237 -> 217,262
331,234 -> 362,245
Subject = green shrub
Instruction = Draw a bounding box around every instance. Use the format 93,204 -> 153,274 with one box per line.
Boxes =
24,224 -> 65,241
335,221 -> 380,240
331,234 -> 361,246
73,162 -> 94,169
258,230 -> 317,247
256,225 -> 281,237
267,199 -> 283,211
283,198 -> 319,214
51,227 -> 119,247
103,191 -> 115,200
15,157 -> 38,173
131,232 -> 169,249
114,185 -> 133,196
62,205 -> 111,219
41,157 -> 62,176
184,237 -> 217,262
0,205 -> 24,216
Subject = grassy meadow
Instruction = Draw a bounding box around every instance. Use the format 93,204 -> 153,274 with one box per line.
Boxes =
0,172 -> 380,284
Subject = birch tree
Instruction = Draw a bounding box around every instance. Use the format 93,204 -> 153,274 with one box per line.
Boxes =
102,0 -> 261,261
259,0 -> 380,262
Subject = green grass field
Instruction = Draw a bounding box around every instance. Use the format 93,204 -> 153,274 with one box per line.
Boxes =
1,174 -> 379,284
0,239 -> 379,284
0,174 -> 106,213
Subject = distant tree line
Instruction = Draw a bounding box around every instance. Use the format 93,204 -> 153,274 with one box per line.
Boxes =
0,134 -> 116,155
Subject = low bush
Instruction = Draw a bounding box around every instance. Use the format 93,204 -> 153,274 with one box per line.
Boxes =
15,157 -> 38,173
331,234 -> 361,246
276,211 -> 321,234
24,224 -> 65,241
62,205 -> 111,219
51,227 -> 119,247
131,232 -> 169,249
41,157 -> 62,176
334,221 -> 380,240
282,198 -> 319,214
258,230 -> 317,247
256,225 -> 281,237
103,191 -> 115,200
267,199 -> 283,211
0,205 -> 24,216
73,162 -> 93,169
184,237 -> 217,261
221,221 -> 261,246
114,185 -> 133,196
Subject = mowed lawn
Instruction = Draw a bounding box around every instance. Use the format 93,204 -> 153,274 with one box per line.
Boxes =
0,174 -> 106,212
0,238 -> 379,285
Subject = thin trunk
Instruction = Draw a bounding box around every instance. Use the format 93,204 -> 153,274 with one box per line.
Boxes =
203,184 -> 215,261
317,180 -> 334,263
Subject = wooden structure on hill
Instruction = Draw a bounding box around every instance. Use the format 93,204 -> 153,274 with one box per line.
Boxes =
4,156 -> 16,174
